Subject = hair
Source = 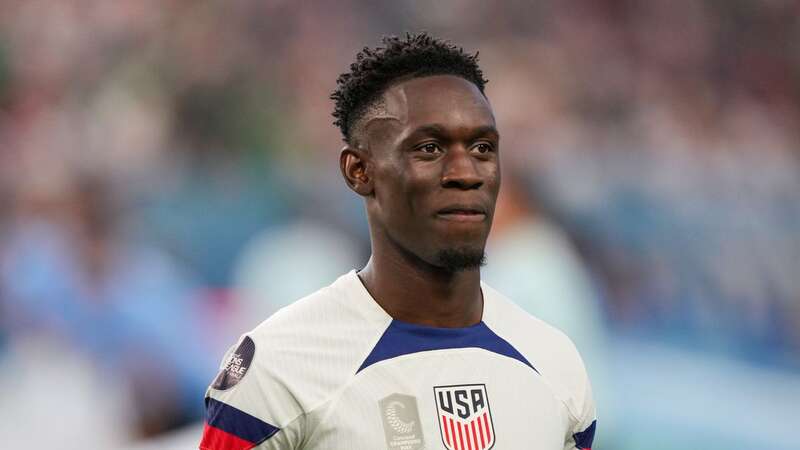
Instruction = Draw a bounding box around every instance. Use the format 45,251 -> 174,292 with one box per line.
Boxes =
331,32 -> 488,143
435,247 -> 487,273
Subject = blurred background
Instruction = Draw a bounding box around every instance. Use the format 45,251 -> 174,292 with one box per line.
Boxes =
1,0 -> 798,449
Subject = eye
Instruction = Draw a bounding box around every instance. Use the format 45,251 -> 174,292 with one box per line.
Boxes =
473,142 -> 494,154
417,143 -> 442,154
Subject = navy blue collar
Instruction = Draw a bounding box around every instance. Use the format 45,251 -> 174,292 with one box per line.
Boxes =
357,319 -> 537,374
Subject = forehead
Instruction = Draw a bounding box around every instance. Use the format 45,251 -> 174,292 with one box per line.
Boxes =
381,75 -> 495,132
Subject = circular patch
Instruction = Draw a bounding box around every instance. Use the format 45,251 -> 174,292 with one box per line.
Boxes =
212,336 -> 255,390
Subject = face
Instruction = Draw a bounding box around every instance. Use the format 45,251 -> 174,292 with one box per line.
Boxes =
345,75 -> 501,272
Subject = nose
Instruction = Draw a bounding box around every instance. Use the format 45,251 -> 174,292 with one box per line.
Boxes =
441,146 -> 483,190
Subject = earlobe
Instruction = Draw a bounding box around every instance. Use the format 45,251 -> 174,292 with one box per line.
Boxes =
339,145 -> 374,196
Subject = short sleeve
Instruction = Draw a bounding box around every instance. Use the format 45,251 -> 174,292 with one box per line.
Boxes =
199,334 -> 305,450
563,375 -> 597,450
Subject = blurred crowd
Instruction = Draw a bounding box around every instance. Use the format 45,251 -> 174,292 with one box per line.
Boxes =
0,0 -> 798,447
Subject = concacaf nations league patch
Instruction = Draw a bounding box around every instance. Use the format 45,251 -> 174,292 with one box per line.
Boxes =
212,336 -> 255,390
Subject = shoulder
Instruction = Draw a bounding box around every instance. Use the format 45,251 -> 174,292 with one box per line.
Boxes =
481,283 -> 592,422
203,271 -> 390,446
243,271 -> 390,411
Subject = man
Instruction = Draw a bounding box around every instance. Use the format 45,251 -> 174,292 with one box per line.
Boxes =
200,33 -> 596,450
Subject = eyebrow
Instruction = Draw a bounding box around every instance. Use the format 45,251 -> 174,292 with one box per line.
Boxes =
468,125 -> 500,140
403,123 -> 499,144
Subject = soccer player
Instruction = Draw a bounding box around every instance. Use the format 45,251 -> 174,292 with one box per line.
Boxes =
200,33 -> 596,450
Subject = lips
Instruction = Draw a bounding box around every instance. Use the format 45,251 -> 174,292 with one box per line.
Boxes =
436,204 -> 487,222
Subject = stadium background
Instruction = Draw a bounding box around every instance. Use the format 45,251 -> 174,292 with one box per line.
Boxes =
1,1 -> 798,449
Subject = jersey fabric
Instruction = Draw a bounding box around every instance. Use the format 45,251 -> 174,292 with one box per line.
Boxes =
200,270 -> 596,450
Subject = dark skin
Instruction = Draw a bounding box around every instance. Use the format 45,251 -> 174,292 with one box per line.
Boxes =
340,75 -> 501,328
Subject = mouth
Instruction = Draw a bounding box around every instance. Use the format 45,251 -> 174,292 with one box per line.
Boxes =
436,204 -> 487,223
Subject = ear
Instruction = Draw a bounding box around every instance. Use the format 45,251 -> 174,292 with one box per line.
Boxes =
340,144 -> 373,196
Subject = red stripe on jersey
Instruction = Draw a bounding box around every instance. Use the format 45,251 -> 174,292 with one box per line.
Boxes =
478,414 -> 486,448
466,418 -> 478,450
466,420 -> 473,450
457,420 -> 465,450
200,423 -> 256,450
449,417 -> 458,450
470,418 -> 479,449
482,412 -> 491,443
442,415 -> 451,446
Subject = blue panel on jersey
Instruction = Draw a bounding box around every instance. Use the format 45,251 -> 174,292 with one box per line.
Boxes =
573,420 -> 596,449
205,397 -> 280,444
357,320 -> 538,373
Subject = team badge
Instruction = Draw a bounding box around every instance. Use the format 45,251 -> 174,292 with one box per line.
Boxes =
212,336 -> 255,390
379,393 -> 425,450
434,384 -> 495,450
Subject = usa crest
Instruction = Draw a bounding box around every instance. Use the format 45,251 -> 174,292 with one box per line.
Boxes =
434,384 -> 495,450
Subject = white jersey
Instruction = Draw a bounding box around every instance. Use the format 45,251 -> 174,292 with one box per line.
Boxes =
200,270 -> 596,450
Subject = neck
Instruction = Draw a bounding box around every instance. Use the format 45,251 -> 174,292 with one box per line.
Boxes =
358,235 -> 484,328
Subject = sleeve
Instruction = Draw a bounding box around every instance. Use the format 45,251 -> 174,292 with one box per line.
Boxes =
563,374 -> 597,450
199,334 -> 306,450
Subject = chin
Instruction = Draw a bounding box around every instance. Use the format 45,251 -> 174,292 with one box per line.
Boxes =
433,246 -> 486,273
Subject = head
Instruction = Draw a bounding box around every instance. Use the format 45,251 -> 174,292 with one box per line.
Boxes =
332,33 -> 500,273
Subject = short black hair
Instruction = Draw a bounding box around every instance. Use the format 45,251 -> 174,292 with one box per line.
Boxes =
331,32 -> 488,143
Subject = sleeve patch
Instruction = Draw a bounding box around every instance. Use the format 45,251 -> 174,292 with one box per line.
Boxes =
573,420 -> 596,449
201,398 -> 280,448
213,336 -> 255,390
